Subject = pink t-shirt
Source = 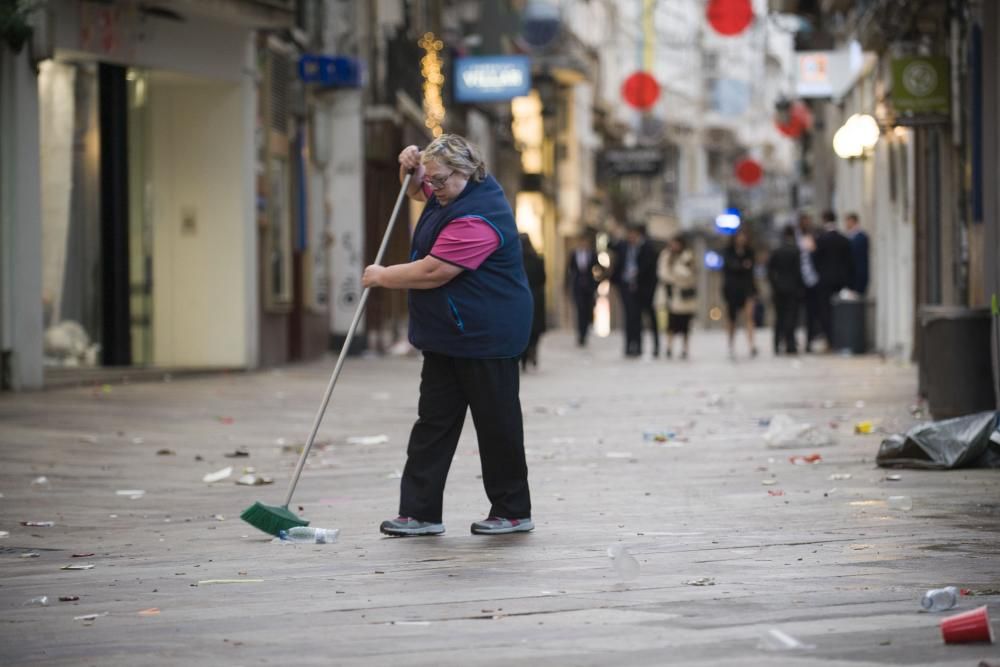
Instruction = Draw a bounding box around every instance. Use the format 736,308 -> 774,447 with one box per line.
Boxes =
429,216 -> 501,271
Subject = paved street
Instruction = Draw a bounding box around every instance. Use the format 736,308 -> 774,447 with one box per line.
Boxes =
1,329 -> 997,666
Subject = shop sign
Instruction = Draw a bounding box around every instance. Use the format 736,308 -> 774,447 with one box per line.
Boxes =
892,56 -> 950,121
298,55 -> 362,88
600,148 -> 664,176
454,56 -> 532,103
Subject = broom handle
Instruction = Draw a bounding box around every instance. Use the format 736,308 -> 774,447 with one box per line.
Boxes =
282,172 -> 413,507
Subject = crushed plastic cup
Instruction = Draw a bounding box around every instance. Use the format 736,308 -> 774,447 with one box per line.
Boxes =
607,543 -> 640,581
30,476 -> 51,489
23,596 -> 49,607
762,414 -> 835,449
921,586 -> 959,612
757,628 -> 815,651
888,495 -> 913,511
940,605 -> 994,644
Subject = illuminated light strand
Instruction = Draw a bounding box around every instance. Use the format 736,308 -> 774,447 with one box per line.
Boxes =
419,32 -> 446,137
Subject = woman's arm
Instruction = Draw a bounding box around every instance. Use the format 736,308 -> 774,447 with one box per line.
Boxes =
362,255 -> 462,290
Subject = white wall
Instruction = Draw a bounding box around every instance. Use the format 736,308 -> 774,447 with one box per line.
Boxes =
148,78 -> 248,367
326,90 -> 366,339
51,2 -> 246,83
38,61 -> 75,326
0,47 -> 44,389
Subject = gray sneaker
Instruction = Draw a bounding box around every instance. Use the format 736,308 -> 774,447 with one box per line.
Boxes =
470,517 -> 534,535
380,516 -> 445,537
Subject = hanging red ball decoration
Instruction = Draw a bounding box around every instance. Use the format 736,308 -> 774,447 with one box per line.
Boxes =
706,0 -> 754,37
735,158 -> 764,186
622,71 -> 660,111
775,101 -> 813,138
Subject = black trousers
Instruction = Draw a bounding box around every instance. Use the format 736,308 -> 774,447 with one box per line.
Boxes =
640,297 -> 659,355
803,286 -> 822,349
773,293 -> 800,353
817,285 -> 835,346
399,352 -> 531,523
621,288 -> 641,355
572,287 -> 595,345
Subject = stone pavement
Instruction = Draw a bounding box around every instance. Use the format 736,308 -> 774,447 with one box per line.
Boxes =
1,329 -> 998,666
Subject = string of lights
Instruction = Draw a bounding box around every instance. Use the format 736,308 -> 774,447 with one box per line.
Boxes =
419,32 -> 446,137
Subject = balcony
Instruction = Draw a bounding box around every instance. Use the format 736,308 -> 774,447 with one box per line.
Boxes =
154,0 -> 296,29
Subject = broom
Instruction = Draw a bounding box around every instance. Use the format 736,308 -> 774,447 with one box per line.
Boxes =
241,173 -> 413,536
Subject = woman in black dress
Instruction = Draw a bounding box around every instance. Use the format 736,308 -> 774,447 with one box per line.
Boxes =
520,233 -> 546,370
722,229 -> 758,359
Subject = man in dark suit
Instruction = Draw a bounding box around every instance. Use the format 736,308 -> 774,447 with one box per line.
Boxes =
611,224 -> 658,357
768,225 -> 805,355
566,233 -> 601,347
813,210 -> 854,348
845,212 -> 870,295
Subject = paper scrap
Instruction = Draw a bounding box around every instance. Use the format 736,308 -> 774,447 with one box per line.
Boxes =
202,466 -> 233,484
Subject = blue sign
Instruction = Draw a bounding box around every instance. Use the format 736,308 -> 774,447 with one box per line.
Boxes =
298,55 -> 362,88
715,208 -> 742,235
454,56 -> 532,103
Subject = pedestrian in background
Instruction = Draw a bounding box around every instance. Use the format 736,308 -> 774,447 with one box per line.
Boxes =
520,233 -> 546,371
363,135 -> 533,537
611,224 -> 659,357
768,224 -> 804,355
796,211 -> 822,352
845,212 -> 870,295
722,228 -> 758,359
566,232 -> 600,347
814,210 -> 854,349
657,234 -> 697,359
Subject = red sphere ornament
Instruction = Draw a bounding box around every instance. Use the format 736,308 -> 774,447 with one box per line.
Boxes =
775,101 -> 813,138
706,0 -> 754,37
735,158 -> 764,186
622,71 -> 660,111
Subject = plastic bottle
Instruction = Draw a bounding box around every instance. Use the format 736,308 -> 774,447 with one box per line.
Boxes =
920,586 -> 959,612
279,526 -> 339,544
23,596 -> 49,607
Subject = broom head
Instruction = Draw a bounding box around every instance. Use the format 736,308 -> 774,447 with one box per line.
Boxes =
240,501 -> 309,536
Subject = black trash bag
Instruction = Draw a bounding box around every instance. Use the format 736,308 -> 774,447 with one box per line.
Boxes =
877,411 -> 1000,469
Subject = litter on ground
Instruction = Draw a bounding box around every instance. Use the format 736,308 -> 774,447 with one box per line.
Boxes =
202,467 -> 233,483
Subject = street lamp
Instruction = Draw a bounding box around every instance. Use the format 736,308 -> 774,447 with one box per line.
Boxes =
833,113 -> 880,160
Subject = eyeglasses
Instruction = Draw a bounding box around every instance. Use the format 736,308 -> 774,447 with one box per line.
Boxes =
423,170 -> 454,190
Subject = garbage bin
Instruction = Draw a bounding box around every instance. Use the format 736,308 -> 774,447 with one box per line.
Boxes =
919,306 -> 995,419
831,296 -> 868,354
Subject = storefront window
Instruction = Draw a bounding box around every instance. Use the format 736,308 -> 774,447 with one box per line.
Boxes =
265,156 -> 293,307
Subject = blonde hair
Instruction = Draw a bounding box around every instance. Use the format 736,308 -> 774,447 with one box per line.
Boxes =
421,134 -> 487,182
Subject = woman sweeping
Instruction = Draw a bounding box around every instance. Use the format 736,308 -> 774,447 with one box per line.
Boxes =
362,135 -> 534,536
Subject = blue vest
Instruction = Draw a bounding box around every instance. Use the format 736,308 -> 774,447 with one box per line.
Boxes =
408,175 -> 532,358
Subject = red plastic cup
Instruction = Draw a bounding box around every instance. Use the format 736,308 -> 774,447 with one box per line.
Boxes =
940,605 -> 994,644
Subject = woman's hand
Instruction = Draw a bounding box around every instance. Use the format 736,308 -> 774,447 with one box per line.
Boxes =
398,145 -> 426,199
362,264 -> 385,288
399,145 -> 423,173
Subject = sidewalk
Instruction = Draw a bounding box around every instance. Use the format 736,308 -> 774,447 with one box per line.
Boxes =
1,328 -> 997,666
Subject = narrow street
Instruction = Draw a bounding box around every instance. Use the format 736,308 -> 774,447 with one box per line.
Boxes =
1,330 -> 997,666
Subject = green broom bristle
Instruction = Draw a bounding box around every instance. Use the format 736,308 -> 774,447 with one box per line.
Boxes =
240,501 -> 310,536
